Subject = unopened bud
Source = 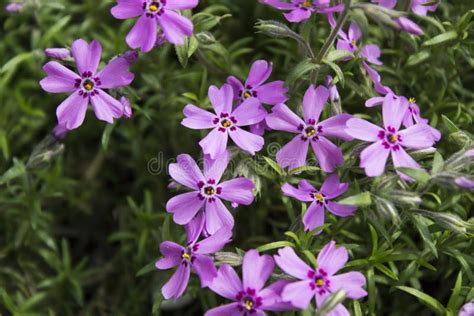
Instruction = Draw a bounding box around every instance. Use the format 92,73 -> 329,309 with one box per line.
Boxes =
413,209 -> 469,234
455,177 -> 474,189
196,32 -> 216,45
214,252 -> 243,266
255,20 -> 295,39
396,17 -> 424,35
120,96 -> 132,119
122,50 -> 138,64
45,48 -> 72,60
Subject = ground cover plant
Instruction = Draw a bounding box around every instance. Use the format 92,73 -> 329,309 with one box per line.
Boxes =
0,0 -> 473,315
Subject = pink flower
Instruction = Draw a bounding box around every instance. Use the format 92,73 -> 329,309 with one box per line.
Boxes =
266,84 -> 353,172
282,174 -> 357,232
182,84 -> 266,158
274,242 -> 367,313
205,249 -> 293,315
111,0 -> 199,52
40,39 -> 135,130
260,0 -> 344,23
346,93 -> 438,179
166,151 -> 255,235
44,48 -> 71,60
227,60 -> 288,136
155,227 -> 231,300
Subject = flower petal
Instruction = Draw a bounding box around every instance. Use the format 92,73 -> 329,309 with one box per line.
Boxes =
266,103 -> 305,133
166,0 -> 199,10
90,90 -> 124,123
345,118 -> 381,142
226,76 -> 244,101
182,104 -> 216,129
229,127 -> 264,155
317,240 -> 348,276
200,128 -> 229,159
398,124 -> 437,149
281,182 -> 313,202
56,91 -> 89,130
281,280 -> 315,309
330,272 -> 367,299
192,254 -> 217,287
382,93 -> 407,131
205,198 -> 234,235
194,227 -> 232,254
303,84 -> 329,123
158,9 -> 193,45
243,249 -> 275,292
360,141 -> 390,177
209,84 -> 233,115
161,263 -> 191,300
166,192 -> 204,225
232,97 -> 267,126
246,60 -> 272,88
326,201 -> 357,217
320,174 -> 348,199
208,264 -> 242,300
185,211 -> 205,244
40,62 -> 79,93
205,303 -> 242,316
96,57 -> 134,89
111,0 -> 143,19
126,15 -> 157,53
203,150 -> 230,183
361,44 -> 383,65
303,202 -> 325,232
255,81 -> 288,105
348,22 -> 362,41
365,96 -> 385,108
284,8 -> 312,23
71,39 -> 102,75
276,135 -> 309,170
218,177 -> 255,205
319,113 -> 353,141
155,241 -> 183,269
310,136 -> 344,173
169,154 -> 205,189
274,247 -> 312,280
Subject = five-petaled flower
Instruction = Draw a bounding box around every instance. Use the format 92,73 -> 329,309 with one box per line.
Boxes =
265,84 -> 353,172
40,39 -> 135,130
346,93 -> 438,179
111,0 -> 199,52
166,151 -> 255,235
274,242 -> 367,313
205,249 -> 293,315
260,0 -> 344,23
282,174 -> 357,232
155,227 -> 231,300
227,60 -> 288,135
182,84 -> 267,158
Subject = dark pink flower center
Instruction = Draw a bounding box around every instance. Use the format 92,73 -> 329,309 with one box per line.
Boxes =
197,179 -> 222,202
298,119 -> 323,141
307,268 -> 330,295
236,288 -> 262,313
143,0 -> 165,17
180,248 -> 195,266
378,126 -> 402,151
213,113 -> 237,132
74,71 -> 101,98
310,191 -> 326,205
239,85 -> 258,101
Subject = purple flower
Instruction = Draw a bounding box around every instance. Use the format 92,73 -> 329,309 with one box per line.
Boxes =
366,94 -> 441,142
155,227 -> 231,300
282,174 -> 357,232
40,39 -> 135,130
395,16 -> 424,35
410,0 -> 438,16
44,48 -> 72,60
460,301 -> 474,316
325,76 -> 340,104
227,60 -> 288,136
334,21 -> 362,56
120,96 -> 132,119
205,249 -> 293,315
455,177 -> 474,189
52,124 -> 69,140
166,151 -> 255,235
274,242 -> 367,312
5,2 -> 23,12
111,0 -> 198,52
370,0 -> 397,9
265,84 -> 353,172
260,0 -> 344,23
182,84 -> 266,158
346,93 -> 438,178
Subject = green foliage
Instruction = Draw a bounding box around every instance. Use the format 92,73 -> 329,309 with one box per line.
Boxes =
0,0 -> 473,315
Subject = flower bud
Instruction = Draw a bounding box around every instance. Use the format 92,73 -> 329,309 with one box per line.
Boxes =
45,48 -> 72,60
396,17 -> 424,35
120,96 -> 132,119
413,209 -> 469,234
214,252 -> 243,266
455,177 -> 474,189
5,2 -> 23,12
255,20 -> 295,39
122,50 -> 139,64
196,32 -> 216,45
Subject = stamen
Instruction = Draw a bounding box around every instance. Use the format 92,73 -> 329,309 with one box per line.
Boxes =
182,252 -> 191,260
315,278 -> 325,287
409,97 -> 416,104
313,192 -> 324,202
303,0 -> 312,8
244,300 -> 253,310
305,126 -> 316,137
204,186 -> 215,196
83,80 -> 94,91
243,91 -> 252,99
221,119 -> 232,128
148,2 -> 159,12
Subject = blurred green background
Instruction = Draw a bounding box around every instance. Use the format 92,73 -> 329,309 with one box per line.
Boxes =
0,0 -> 473,315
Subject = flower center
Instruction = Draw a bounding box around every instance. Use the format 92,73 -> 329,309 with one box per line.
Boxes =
409,97 -> 416,104
144,0 -> 164,16
148,2 -> 159,11
182,252 -> 191,261
214,113 -> 237,132
308,269 -> 330,295
243,91 -> 252,99
244,299 -> 253,310
236,288 -> 262,313
314,192 -> 324,202
83,79 -> 94,91
204,186 -> 215,196
221,119 -> 232,128
197,179 -> 222,202
315,277 -> 325,287
387,134 -> 398,144
302,0 -> 312,8
305,126 -> 316,137
299,121 -> 322,141
378,127 -> 402,151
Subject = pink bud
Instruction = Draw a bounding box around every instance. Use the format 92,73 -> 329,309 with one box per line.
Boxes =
45,48 -> 71,60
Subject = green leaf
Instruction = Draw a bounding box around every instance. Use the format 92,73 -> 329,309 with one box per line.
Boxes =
301,250 -> 318,268
262,156 -> 284,176
406,50 -> 431,66
136,260 -> 158,277
289,165 -> 320,175
338,192 -> 372,207
431,151 -> 444,174
447,271 -> 462,312
396,286 -> 446,314
397,167 -> 430,184
101,124 -> 115,151
256,241 -> 294,252
374,263 -> 399,280
284,231 -> 301,246
441,115 -> 460,133
286,59 -> 319,85
325,49 -> 354,62
323,60 -> 345,86
423,30 -> 458,46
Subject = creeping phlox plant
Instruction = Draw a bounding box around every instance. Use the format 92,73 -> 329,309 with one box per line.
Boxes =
1,0 -> 473,315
